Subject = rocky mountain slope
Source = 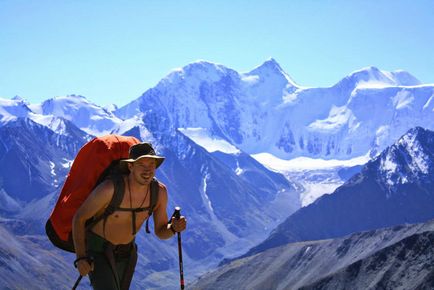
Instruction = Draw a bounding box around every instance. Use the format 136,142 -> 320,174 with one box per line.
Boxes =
192,219 -> 434,290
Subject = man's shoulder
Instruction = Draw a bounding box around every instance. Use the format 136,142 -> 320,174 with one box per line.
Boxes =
155,180 -> 167,192
94,179 -> 116,199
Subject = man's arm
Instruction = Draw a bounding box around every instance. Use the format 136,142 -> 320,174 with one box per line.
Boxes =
72,180 -> 114,276
153,183 -> 187,240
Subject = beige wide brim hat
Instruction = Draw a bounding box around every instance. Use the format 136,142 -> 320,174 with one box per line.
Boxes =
119,142 -> 165,172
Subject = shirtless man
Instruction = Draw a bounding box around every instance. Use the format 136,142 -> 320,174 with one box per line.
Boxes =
72,142 -> 187,290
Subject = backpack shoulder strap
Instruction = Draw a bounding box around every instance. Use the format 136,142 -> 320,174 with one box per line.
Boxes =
85,174 -> 125,235
106,174 -> 126,213
145,178 -> 160,233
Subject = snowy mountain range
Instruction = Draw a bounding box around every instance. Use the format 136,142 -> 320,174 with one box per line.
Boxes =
238,126 -> 434,261
116,59 -> 434,160
191,126 -> 434,289
1,58 -> 434,289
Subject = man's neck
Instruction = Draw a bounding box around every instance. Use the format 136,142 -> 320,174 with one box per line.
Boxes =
127,174 -> 150,192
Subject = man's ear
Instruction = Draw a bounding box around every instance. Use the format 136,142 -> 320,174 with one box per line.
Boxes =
127,162 -> 133,171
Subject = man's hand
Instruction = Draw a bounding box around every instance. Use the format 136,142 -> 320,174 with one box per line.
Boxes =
76,258 -> 94,276
170,216 -> 187,233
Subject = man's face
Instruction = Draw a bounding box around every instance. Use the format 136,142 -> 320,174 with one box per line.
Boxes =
128,158 -> 157,185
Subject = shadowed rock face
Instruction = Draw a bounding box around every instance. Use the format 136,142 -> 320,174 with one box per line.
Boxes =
191,220 -> 434,290
300,231 -> 434,290
0,118 -> 88,205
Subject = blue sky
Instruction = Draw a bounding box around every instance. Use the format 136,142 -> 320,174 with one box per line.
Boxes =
1,0 -> 433,106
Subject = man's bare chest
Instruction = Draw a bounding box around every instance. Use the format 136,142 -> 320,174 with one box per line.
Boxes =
111,191 -> 151,220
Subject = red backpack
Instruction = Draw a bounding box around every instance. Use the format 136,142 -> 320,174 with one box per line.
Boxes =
46,134 -> 159,252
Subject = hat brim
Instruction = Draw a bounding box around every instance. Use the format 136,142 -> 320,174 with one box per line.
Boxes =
119,155 -> 165,173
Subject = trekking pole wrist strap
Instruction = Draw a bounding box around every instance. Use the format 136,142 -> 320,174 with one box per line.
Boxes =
74,256 -> 92,268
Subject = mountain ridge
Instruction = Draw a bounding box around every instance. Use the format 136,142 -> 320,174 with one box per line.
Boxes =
3,59 -> 432,161
113,59 -> 434,160
1,59 -> 433,289
191,219 -> 434,290
236,127 -> 434,261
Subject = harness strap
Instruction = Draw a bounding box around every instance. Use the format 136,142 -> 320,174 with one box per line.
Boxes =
116,207 -> 151,212
104,243 -> 121,290
145,179 -> 159,233
103,175 -> 125,238
115,206 -> 152,235
120,243 -> 138,290
86,175 -> 125,238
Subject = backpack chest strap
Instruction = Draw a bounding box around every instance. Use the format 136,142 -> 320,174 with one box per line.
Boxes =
116,206 -> 152,213
116,206 -> 152,235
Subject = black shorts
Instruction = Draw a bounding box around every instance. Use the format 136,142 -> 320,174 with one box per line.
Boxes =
86,231 -> 137,290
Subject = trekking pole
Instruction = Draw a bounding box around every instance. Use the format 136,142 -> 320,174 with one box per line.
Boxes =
72,275 -> 82,290
173,207 -> 185,290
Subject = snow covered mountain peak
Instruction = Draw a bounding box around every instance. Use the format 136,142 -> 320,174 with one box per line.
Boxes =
387,70 -> 421,86
40,94 -> 92,107
398,126 -> 427,145
342,66 -> 396,88
11,95 -> 27,103
184,59 -> 230,73
114,59 -> 434,160
36,94 -> 93,114
248,58 -> 284,74
0,97 -> 32,122
103,103 -> 118,113
336,66 -> 421,90
128,59 -> 306,151
244,58 -> 298,89
377,127 -> 434,190
33,94 -> 122,136
161,58 -> 298,94
164,60 -> 238,86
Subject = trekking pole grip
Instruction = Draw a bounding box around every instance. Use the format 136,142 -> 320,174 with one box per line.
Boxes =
173,206 -> 181,220
172,206 -> 185,289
